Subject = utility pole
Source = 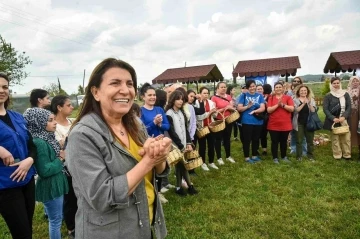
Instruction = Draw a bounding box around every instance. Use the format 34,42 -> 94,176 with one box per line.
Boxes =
82,69 -> 86,92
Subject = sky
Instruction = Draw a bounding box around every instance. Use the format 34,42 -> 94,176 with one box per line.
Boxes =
1,0 -> 359,94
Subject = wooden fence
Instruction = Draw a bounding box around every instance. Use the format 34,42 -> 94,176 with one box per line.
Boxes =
314,97 -> 323,106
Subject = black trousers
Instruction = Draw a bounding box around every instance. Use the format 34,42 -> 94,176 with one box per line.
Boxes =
269,130 -> 291,159
260,122 -> 268,149
198,132 -> 215,164
242,124 -> 262,158
233,122 -> 238,138
213,123 -> 232,159
63,175 -> 78,231
0,177 -> 35,239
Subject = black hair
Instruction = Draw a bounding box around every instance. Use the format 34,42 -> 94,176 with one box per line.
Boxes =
51,95 -> 70,114
331,76 -> 340,84
140,82 -> 155,96
274,81 -> 283,88
30,89 -> 49,107
226,85 -> 234,95
0,72 -> 10,109
131,103 -> 141,117
262,84 -> 272,95
199,86 -> 210,94
155,89 -> 167,109
187,89 -> 196,95
175,87 -> 188,102
245,79 -> 256,89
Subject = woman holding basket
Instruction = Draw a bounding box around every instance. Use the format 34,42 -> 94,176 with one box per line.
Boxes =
195,87 -> 217,171
211,82 -> 236,165
323,77 -> 351,160
166,90 -> 198,196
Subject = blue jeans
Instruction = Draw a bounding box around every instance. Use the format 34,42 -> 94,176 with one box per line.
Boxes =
290,130 -> 307,156
43,196 -> 63,239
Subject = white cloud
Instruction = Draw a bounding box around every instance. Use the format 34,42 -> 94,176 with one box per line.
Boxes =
1,0 -> 358,95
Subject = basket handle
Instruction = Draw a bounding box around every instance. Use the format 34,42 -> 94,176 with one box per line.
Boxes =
331,120 -> 348,129
215,110 -> 225,121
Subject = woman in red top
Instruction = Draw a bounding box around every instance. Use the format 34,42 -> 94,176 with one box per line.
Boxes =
211,82 -> 236,165
267,82 -> 295,164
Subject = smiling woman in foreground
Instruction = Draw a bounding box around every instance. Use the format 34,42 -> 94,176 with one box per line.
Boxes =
66,58 -> 172,239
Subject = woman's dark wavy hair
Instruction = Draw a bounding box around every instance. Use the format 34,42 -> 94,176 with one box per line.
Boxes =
71,58 -> 145,146
51,95 -> 70,115
30,89 -> 48,107
175,87 -> 188,102
226,85 -> 235,95
165,90 -> 188,125
0,72 -> 10,109
139,82 -> 155,96
263,84 -> 272,95
155,89 -> 167,109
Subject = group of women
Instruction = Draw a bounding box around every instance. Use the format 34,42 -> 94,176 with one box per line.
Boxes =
1,57 -> 360,239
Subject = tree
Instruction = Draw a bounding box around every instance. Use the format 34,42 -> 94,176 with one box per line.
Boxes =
77,85 -> 85,95
0,35 -> 32,86
44,82 -> 68,97
322,78 -> 331,96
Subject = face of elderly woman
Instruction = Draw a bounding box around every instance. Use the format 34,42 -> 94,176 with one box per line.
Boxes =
352,78 -> 360,89
92,67 -> 135,118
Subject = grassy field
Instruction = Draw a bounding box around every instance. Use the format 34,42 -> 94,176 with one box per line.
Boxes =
2,108 -> 360,238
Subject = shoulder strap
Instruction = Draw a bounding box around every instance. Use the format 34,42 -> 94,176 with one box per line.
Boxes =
213,95 -> 230,102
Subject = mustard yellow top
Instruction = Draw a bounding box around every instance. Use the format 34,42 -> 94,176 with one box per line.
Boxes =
116,134 -> 155,224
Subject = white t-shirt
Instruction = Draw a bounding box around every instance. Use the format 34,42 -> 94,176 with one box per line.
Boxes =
55,119 -> 72,142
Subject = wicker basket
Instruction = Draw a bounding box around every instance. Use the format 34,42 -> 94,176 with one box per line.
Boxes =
225,109 -> 240,124
332,122 -> 349,135
196,126 -> 210,139
167,145 -> 184,166
209,112 -> 225,133
314,133 -> 331,146
184,150 -> 200,160
184,157 -> 203,171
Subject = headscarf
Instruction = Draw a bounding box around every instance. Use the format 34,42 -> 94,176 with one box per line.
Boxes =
330,80 -> 346,116
24,107 -> 61,156
347,76 -> 360,110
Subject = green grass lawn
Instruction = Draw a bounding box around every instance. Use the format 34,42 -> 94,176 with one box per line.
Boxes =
2,108 -> 360,238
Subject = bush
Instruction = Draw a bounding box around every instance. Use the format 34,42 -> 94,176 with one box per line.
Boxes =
322,78 -> 330,95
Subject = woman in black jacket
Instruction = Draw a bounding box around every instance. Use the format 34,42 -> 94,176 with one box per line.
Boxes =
323,77 -> 352,159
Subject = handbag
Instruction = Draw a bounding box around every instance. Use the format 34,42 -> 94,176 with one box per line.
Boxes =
306,111 -> 323,131
332,121 -> 349,135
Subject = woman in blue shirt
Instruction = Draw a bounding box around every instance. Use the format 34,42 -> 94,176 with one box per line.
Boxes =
237,80 -> 266,163
0,72 -> 37,239
140,83 -> 170,137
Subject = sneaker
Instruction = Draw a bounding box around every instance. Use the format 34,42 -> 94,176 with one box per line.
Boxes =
158,193 -> 168,203
273,158 -> 279,164
208,163 -> 219,170
245,159 -> 255,164
188,185 -> 198,195
160,187 -> 169,193
175,188 -> 187,197
252,156 -> 261,162
181,179 -> 188,189
201,163 -> 210,171
217,158 -> 225,165
165,184 -> 176,189
282,156 -> 291,163
226,157 -> 235,163
68,230 -> 75,239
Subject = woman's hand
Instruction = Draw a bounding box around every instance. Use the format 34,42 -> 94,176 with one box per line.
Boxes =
9,157 -> 34,182
185,144 -> 193,152
141,137 -> 172,167
339,117 -> 345,123
0,146 -> 14,166
59,150 -> 66,161
333,118 -> 340,123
